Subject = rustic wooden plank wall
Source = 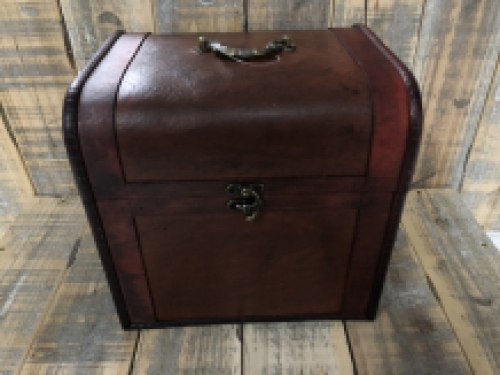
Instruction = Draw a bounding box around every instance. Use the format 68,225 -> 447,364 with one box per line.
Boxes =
403,189 -> 500,374
20,229 -> 138,374
154,0 -> 244,33
461,59 -> 500,230
346,229 -> 471,374
0,197 -> 85,374
248,0 -> 330,30
0,0 -> 77,196
411,0 -> 500,189
331,0 -> 365,26
366,0 -> 425,68
59,0 -> 156,70
0,110 -> 34,239
1,0 -> 500,228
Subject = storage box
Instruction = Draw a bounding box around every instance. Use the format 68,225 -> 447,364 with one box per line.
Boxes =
64,25 -> 422,329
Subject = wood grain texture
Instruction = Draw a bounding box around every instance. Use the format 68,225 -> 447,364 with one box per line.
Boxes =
331,0 -> 365,27
411,0 -> 500,188
0,111 -> 34,240
333,25 -> 418,191
243,321 -> 353,374
0,0 -> 77,195
59,0 -> 155,70
132,325 -> 241,374
461,59 -> 500,230
20,229 -> 138,374
340,193 -> 393,315
137,207 -> 356,321
116,31 -> 372,183
346,229 -> 471,375
248,0 -> 329,30
0,197 -> 85,375
402,189 -> 500,375
77,33 -> 147,200
366,0 -> 425,68
154,0 -> 243,33
98,200 -> 155,323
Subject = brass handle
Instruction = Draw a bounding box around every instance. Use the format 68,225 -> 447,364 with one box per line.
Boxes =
227,183 -> 264,221
195,35 -> 296,60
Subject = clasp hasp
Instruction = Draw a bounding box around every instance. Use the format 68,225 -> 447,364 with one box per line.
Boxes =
226,183 -> 264,222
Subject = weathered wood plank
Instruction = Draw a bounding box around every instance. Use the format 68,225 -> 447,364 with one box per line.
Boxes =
132,325 -> 241,374
346,229 -> 471,374
0,110 -> 34,240
59,0 -> 155,70
0,0 -> 77,195
402,189 -> 500,375
0,197 -> 86,374
154,0 -> 244,33
331,0 -> 365,27
248,0 -> 329,30
366,0 -> 425,68
461,59 -> 500,231
411,0 -> 500,188
20,229 -> 138,374
243,322 -> 353,374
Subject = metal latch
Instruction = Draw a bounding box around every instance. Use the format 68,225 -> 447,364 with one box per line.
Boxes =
226,183 -> 264,222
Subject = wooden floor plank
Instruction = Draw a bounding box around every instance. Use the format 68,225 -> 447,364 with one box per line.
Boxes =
346,229 -> 471,375
402,189 -> 500,375
243,321 -> 353,374
20,229 -> 138,374
0,197 -> 85,374
132,325 -> 241,374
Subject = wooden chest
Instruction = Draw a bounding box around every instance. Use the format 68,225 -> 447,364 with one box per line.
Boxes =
64,25 -> 422,329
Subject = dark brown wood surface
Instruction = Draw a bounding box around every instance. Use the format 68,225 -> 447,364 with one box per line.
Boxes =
137,208 -> 357,321
333,25 -> 422,316
77,33 -> 156,324
356,25 -> 423,192
128,192 -> 362,216
333,26 -> 411,191
70,26 -> 423,327
116,177 -> 367,199
94,177 -> 402,201
63,31 -> 134,328
115,31 -> 372,182
342,193 -> 393,315
98,200 -> 155,323
78,33 -> 149,199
